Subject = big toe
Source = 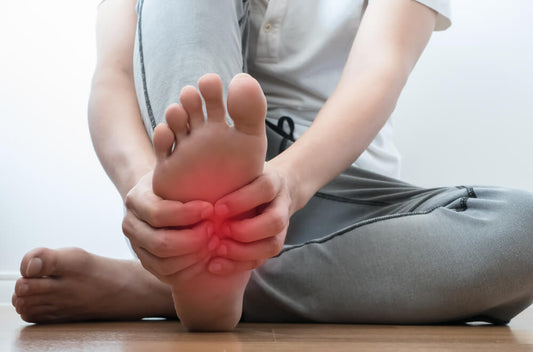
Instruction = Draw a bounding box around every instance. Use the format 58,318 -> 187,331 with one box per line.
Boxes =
227,73 -> 267,136
20,247 -> 89,278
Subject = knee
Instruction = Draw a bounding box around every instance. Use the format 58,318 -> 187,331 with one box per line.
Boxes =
495,187 -> 533,234
472,186 -> 533,262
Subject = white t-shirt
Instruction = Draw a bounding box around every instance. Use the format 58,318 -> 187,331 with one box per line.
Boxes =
247,0 -> 451,179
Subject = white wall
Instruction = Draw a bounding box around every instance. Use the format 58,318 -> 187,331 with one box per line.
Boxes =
0,0 -> 133,290
1,1 -> 533,302
393,2 -> 533,190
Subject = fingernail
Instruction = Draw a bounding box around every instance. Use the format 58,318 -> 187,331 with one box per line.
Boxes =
209,262 -> 222,273
207,236 -> 220,252
26,258 -> 43,277
206,222 -> 214,239
221,223 -> 230,237
216,245 -> 227,257
202,206 -> 213,220
216,204 -> 229,217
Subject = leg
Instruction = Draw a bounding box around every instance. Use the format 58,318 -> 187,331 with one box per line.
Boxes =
243,129 -> 533,323
13,0 -> 252,324
137,0 -> 266,330
151,72 -> 266,331
133,0 -> 250,138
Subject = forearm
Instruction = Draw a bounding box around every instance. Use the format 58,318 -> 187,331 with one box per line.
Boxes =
88,0 -> 152,200
88,70 -> 155,200
269,0 -> 436,213
270,65 -> 407,213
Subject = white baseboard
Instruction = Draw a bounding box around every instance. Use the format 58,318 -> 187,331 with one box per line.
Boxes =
0,272 -> 19,304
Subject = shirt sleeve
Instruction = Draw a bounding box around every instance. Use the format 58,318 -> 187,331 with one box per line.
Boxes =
414,0 -> 452,31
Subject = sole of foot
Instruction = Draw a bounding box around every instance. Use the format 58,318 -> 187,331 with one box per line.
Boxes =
151,72 -> 267,331
152,72 -> 267,204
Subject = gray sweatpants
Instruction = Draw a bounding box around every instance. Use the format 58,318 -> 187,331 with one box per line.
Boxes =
133,0 -> 533,324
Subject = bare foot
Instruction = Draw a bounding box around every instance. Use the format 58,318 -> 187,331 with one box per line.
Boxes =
12,247 -> 175,323
152,73 -> 266,203
151,73 -> 267,331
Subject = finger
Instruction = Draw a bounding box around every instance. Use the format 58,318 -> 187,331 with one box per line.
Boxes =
223,193 -> 289,243
214,233 -> 286,262
207,257 -> 267,276
126,187 -> 213,228
214,172 -> 280,218
122,212 -> 212,258
133,245 -> 210,280
149,199 -> 213,228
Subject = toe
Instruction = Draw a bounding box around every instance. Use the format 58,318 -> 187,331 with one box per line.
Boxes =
20,248 -> 49,278
12,293 -> 19,311
19,294 -> 59,310
15,277 -> 56,297
198,73 -> 227,123
165,103 -> 189,140
20,247 -> 89,278
153,123 -> 175,162
180,85 -> 205,130
14,278 -> 30,296
19,304 -> 60,324
227,73 -> 267,136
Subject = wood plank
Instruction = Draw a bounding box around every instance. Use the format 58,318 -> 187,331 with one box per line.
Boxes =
1,305 -> 532,351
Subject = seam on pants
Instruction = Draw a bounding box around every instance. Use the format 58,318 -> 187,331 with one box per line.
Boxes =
240,0 -> 250,72
137,0 -> 157,131
314,192 -> 389,206
274,187 -> 475,258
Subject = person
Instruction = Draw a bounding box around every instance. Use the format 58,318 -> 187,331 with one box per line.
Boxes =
12,0 -> 533,331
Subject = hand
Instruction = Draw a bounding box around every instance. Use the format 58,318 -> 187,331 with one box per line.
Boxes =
207,163 -> 293,275
122,171 -> 215,283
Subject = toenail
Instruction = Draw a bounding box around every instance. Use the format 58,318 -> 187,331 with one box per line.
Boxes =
216,204 -> 229,217
209,262 -> 222,273
234,73 -> 250,80
207,236 -> 219,252
26,258 -> 43,277
19,283 -> 29,295
216,245 -> 227,257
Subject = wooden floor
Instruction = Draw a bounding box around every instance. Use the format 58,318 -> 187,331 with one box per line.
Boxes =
1,305 -> 533,351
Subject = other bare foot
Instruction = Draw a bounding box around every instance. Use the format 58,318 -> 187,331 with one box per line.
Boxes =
12,247 -> 175,323
151,73 -> 267,331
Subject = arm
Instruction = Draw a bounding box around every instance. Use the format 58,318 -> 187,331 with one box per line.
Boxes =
209,0 -> 438,273
272,0 -> 437,212
88,0 -> 155,200
89,0 -> 214,281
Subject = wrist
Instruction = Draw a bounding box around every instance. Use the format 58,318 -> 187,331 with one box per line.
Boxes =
266,158 -> 314,215
118,162 -> 154,202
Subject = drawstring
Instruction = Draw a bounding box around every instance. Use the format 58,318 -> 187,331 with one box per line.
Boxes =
266,115 -> 295,154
